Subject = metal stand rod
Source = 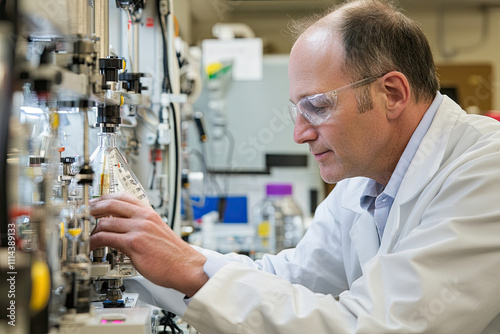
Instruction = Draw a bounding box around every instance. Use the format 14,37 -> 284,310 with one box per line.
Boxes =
95,0 -> 109,59
133,22 -> 139,72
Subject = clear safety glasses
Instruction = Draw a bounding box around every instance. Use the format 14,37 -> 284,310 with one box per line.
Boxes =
289,76 -> 380,126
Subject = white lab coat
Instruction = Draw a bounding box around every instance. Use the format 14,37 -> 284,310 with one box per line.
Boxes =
176,96 -> 500,333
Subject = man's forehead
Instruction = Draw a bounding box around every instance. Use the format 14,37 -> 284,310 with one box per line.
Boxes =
292,26 -> 337,55
288,33 -> 346,101
289,27 -> 344,78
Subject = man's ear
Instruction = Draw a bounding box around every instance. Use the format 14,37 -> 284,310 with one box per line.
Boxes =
380,71 -> 411,120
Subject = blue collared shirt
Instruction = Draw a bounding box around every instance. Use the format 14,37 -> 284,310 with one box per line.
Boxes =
359,92 -> 444,240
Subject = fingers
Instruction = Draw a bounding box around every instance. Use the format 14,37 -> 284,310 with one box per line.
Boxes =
90,192 -> 145,209
90,230 -> 130,252
88,209 -> 209,295
91,216 -> 136,234
90,215 -> 170,251
90,193 -> 147,218
109,192 -> 150,207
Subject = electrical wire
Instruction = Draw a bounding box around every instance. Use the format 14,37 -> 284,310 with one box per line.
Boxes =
149,142 -> 159,190
160,15 -> 169,92
191,148 -> 222,196
155,0 -> 181,229
136,107 -> 160,133
199,140 -> 223,196
126,9 -> 134,72
160,310 -> 183,334
157,0 -> 171,93
169,102 -> 179,229
223,127 -> 235,197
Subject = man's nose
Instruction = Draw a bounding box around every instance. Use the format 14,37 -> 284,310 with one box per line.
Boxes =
293,113 -> 317,144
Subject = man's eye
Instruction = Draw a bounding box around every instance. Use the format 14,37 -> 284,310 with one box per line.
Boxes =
302,94 -> 333,114
306,104 -> 328,115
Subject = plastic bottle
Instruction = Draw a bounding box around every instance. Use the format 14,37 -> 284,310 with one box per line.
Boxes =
254,183 -> 304,256
90,129 -> 150,206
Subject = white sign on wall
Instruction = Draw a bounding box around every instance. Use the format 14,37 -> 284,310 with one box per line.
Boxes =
202,38 -> 263,81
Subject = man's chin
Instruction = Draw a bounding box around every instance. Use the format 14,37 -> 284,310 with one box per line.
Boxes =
319,168 -> 345,184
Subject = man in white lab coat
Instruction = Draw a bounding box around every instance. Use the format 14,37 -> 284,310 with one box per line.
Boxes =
90,0 -> 500,332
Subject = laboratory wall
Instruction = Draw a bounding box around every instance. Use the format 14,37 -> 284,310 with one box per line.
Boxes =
104,0 -> 500,224
412,6 -> 500,110
166,0 -> 500,218
179,0 -> 500,110
190,55 -> 324,226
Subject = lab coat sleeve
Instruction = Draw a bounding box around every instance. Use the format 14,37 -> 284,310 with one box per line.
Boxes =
123,190 -> 348,317
182,146 -> 500,333
123,275 -> 188,316
193,187 -> 350,296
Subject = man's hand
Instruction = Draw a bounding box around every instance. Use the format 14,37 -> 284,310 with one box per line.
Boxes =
89,193 -> 208,297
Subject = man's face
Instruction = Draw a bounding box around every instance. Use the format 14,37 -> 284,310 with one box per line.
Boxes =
289,28 -> 390,184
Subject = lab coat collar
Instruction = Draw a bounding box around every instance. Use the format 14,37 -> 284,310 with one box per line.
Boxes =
341,96 -> 461,258
349,210 -> 381,267
379,96 -> 461,253
341,177 -> 371,214
341,96 -> 459,213
396,96 -> 459,205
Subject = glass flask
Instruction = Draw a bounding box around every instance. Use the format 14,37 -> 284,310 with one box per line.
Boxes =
90,129 -> 150,206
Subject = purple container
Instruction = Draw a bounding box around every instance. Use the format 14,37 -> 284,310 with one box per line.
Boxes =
266,183 -> 292,196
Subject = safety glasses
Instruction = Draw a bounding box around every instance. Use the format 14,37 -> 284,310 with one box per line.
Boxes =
289,76 -> 380,126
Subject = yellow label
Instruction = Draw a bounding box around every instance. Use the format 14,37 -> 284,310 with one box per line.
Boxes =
59,222 -> 65,238
67,228 -> 82,237
100,173 -> 110,195
258,221 -> 270,237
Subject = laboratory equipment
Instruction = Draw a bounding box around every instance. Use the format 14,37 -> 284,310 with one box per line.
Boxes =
89,105 -> 151,310
90,106 -> 150,206
1,0 -> 190,332
253,183 -> 304,256
0,0 -> 321,332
